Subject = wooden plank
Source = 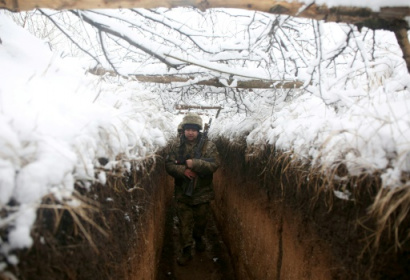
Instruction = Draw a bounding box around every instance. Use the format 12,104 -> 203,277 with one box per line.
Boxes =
87,67 -> 305,89
131,75 -> 304,89
2,0 -> 410,24
175,104 -> 222,110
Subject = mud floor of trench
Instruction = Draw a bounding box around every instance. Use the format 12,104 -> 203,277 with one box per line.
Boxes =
157,200 -> 235,280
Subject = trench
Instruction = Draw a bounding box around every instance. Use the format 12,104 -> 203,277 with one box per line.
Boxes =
156,139 -> 409,279
156,146 -> 342,280
9,139 -> 409,280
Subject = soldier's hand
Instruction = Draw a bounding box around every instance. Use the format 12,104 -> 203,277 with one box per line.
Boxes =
184,169 -> 197,179
185,159 -> 193,169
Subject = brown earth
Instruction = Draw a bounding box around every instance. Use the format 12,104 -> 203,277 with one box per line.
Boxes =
212,168 -> 340,279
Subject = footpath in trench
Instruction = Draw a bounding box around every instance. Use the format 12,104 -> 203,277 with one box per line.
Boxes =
157,201 -> 235,280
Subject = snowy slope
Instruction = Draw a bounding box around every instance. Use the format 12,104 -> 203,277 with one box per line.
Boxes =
0,15 -> 174,265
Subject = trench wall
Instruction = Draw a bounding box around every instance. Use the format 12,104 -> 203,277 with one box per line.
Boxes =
8,140 -> 409,280
212,169 -> 338,278
11,155 -> 173,280
211,139 -> 408,280
212,171 -> 336,279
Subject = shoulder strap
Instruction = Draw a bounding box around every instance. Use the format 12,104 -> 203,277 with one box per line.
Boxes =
193,137 -> 209,159
200,139 -> 208,156
177,137 -> 186,162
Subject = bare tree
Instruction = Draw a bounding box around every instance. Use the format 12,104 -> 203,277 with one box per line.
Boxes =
2,0 -> 409,73
3,2 -> 409,113
20,8 -> 308,88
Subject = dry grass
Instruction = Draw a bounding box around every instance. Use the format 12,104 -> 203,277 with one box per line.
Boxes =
367,183 -> 410,252
56,156 -> 148,234
39,191 -> 108,253
42,155 -> 152,248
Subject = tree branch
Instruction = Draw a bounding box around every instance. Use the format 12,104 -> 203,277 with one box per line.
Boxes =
70,10 -> 182,69
5,1 -> 410,73
38,9 -> 101,65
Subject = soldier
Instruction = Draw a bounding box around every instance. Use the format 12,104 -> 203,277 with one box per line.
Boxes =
165,113 -> 220,266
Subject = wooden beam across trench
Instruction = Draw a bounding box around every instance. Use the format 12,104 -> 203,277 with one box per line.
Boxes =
2,0 -> 410,25
132,75 -> 304,89
87,67 -> 305,89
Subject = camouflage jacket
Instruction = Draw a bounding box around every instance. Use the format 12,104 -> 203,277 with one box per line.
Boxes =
165,135 -> 220,205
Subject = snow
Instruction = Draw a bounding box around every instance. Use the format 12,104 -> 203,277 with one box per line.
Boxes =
1,0 -> 410,274
0,14 -> 174,266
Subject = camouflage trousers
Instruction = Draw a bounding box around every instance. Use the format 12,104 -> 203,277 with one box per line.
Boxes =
176,201 -> 210,249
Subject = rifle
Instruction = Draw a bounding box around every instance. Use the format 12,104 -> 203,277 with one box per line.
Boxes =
177,118 -> 213,196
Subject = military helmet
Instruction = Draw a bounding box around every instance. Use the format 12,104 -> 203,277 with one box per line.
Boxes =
182,113 -> 202,131
177,122 -> 183,133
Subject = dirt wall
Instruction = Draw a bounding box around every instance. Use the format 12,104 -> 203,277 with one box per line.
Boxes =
211,140 -> 409,280
212,170 -> 338,279
124,163 -> 174,280
7,156 -> 173,280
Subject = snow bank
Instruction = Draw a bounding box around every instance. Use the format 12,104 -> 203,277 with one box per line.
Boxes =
211,43 -> 410,190
0,15 -> 173,266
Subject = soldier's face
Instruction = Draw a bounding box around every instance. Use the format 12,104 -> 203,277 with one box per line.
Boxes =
184,128 -> 199,142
